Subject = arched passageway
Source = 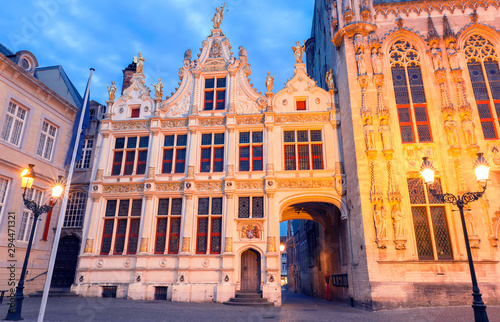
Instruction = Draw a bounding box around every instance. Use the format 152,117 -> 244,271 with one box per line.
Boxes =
281,201 -> 349,304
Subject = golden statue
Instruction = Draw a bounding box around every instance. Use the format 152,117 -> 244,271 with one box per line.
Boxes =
212,4 -> 227,29
106,81 -> 117,101
326,69 -> 335,91
134,52 -> 145,74
292,41 -> 305,63
152,78 -> 163,99
265,71 -> 274,92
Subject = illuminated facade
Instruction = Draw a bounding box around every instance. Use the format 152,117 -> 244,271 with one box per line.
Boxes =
306,0 -> 500,310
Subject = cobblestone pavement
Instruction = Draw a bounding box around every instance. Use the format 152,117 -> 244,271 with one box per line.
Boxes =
1,291 -> 499,322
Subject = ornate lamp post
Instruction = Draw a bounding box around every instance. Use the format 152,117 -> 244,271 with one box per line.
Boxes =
5,164 -> 64,321
420,153 -> 490,322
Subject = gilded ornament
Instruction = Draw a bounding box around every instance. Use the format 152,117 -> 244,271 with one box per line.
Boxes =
236,116 -> 263,125
103,184 -> 144,194
235,181 -> 264,190
112,121 -> 149,131
197,182 -> 223,191
161,119 -> 188,128
156,183 -> 183,192
277,178 -> 336,189
224,237 -> 233,253
147,167 -> 155,179
84,239 -> 94,253
267,236 -> 276,252
187,165 -> 195,178
140,238 -> 148,252
200,118 -> 225,127
95,169 -> 104,181
292,41 -> 305,63
181,237 -> 190,252
107,81 -> 117,101
276,114 -> 329,124
241,225 -> 261,239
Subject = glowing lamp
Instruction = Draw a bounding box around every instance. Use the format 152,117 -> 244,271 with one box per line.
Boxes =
279,244 -> 285,252
420,157 -> 436,184
20,164 -> 36,189
474,153 -> 490,183
52,185 -> 64,198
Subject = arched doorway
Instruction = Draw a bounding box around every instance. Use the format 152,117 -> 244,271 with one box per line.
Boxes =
280,200 -> 349,304
240,249 -> 261,291
51,235 -> 80,288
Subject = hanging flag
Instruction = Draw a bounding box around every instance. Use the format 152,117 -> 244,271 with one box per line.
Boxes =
64,78 -> 91,166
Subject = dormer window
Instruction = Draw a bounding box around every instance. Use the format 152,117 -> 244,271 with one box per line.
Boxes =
89,109 -> 96,120
204,77 -> 226,110
130,106 -> 140,118
296,99 -> 306,110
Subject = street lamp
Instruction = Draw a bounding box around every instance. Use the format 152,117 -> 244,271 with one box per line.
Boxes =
5,165 -> 64,321
420,154 -> 489,322
279,244 -> 285,252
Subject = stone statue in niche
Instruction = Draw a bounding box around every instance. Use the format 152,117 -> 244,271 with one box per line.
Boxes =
265,71 -> 274,92
462,113 -> 477,146
363,117 -> 375,150
374,204 -> 387,240
134,52 -> 145,74
152,78 -> 163,99
356,50 -> 367,75
371,47 -> 383,74
184,49 -> 192,61
446,41 -> 460,70
379,118 -> 392,150
292,41 -> 305,63
391,203 -> 404,238
444,115 -> 459,146
465,211 -> 477,236
212,4 -> 226,29
326,69 -> 335,91
428,42 -> 444,71
107,81 -> 117,101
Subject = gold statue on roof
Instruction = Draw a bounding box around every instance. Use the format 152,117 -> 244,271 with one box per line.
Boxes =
292,41 -> 305,63
212,3 -> 227,29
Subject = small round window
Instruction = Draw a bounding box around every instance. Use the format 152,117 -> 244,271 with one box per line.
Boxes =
21,58 -> 30,70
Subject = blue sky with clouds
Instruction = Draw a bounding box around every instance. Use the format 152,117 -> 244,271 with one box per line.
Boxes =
1,0 -> 315,106
1,0 -> 314,236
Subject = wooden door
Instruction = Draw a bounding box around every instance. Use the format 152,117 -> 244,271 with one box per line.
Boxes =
51,235 -> 80,288
241,249 -> 260,291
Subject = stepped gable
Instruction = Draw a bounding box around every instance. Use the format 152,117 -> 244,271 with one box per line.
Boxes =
159,26 -> 266,117
111,64 -> 154,121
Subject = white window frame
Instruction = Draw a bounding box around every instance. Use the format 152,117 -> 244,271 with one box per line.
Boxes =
75,138 -> 94,169
0,177 -> 10,219
63,191 -> 87,228
1,101 -> 28,147
17,188 -> 44,242
37,120 -> 57,160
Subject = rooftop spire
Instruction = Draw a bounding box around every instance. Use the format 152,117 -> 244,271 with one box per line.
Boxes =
426,16 -> 440,45
442,16 -> 456,45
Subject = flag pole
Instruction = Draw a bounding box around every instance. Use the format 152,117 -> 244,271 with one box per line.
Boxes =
38,68 -> 94,322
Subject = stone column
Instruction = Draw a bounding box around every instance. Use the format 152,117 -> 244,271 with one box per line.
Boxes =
138,195 -> 154,253
96,132 -> 111,178
83,196 -> 103,254
180,194 -> 194,254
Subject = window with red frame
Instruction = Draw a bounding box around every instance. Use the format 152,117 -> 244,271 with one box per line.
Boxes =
154,198 -> 183,254
200,133 -> 224,172
239,131 -> 263,171
100,199 -> 142,255
196,197 -> 222,254
390,40 -> 432,143
204,77 -> 226,110
283,129 -> 324,170
131,107 -> 140,118
467,59 -> 500,139
296,99 -> 306,110
162,134 -> 187,174
112,136 -> 149,175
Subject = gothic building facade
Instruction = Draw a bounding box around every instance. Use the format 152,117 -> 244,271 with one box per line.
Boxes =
306,0 -> 500,309
74,0 -> 500,310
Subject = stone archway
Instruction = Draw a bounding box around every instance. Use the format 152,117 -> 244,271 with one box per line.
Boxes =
52,235 -> 80,288
280,200 -> 349,304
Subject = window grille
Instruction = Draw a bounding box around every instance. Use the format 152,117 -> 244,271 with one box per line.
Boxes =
390,40 -> 432,143
464,34 -> 500,139
64,192 -> 86,227
204,77 -> 226,110
283,129 -> 324,170
102,286 -> 117,298
154,287 -> 168,300
238,196 -> 264,218
75,139 -> 94,169
407,177 -> 452,260
155,198 -> 182,254
196,197 -> 222,254
112,136 -> 149,175
1,101 -> 27,146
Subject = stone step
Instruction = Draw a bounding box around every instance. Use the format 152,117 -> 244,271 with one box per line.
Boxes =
223,301 -> 274,307
235,293 -> 263,299
30,290 -> 79,298
228,297 -> 270,303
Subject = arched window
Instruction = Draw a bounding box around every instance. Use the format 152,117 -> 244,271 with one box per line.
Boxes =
64,191 -> 87,228
390,40 -> 432,143
464,34 -> 500,139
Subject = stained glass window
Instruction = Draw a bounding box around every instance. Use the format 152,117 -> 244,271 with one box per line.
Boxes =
464,34 -> 500,139
407,177 -> 452,260
390,40 -> 432,143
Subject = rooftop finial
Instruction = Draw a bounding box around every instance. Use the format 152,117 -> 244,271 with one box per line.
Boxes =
212,3 -> 227,29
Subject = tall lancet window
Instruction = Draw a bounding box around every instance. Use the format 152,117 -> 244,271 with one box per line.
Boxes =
390,40 -> 432,143
464,34 -> 500,139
